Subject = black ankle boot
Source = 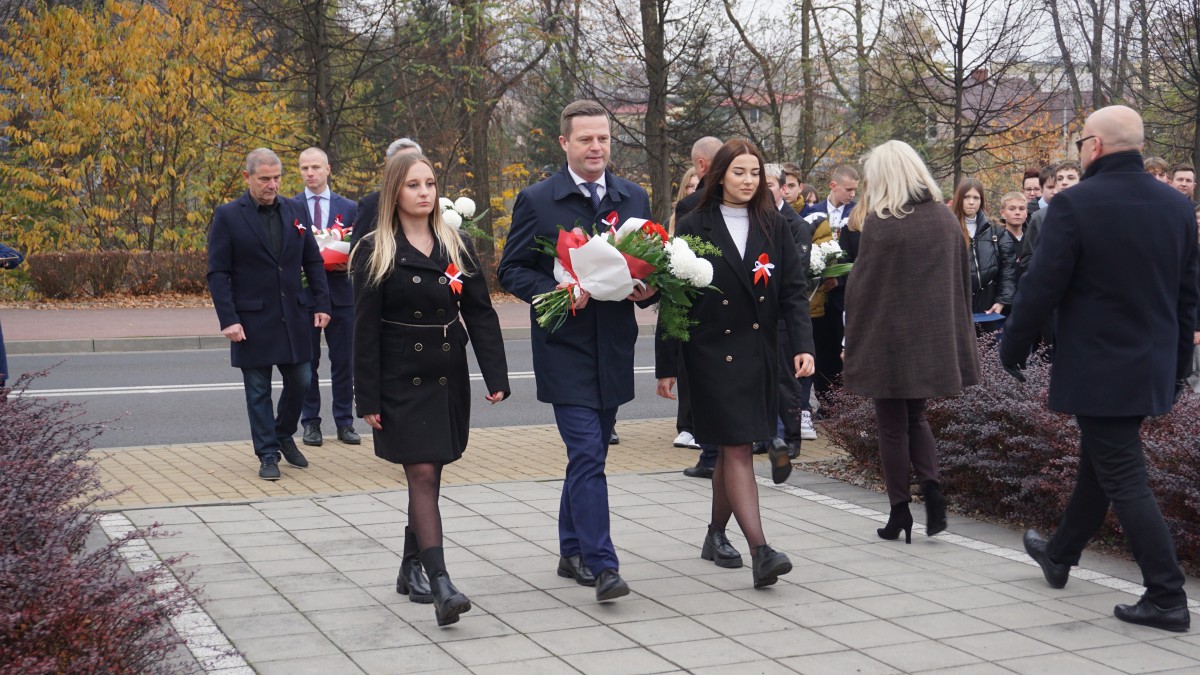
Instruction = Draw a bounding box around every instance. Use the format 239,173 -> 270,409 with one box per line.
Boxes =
700,525 -> 743,568
923,480 -> 947,536
397,527 -> 433,604
877,501 -> 913,544
750,544 -> 792,588
418,547 -> 471,626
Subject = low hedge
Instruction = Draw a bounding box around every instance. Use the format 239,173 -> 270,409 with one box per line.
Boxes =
821,338 -> 1200,570
24,251 -> 207,299
0,374 -> 197,672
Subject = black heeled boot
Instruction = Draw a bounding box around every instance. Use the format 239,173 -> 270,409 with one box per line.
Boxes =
396,527 -> 433,604
750,544 -> 792,588
923,480 -> 947,536
418,546 -> 471,626
700,525 -> 744,568
877,501 -> 913,544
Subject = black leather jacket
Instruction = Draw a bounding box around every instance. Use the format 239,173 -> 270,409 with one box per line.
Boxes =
968,213 -> 1017,313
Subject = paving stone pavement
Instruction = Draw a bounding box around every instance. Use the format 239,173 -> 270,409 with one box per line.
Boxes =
105,428 -> 1200,675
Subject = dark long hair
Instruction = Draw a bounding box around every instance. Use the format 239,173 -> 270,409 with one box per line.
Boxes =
950,177 -> 987,245
697,139 -> 776,240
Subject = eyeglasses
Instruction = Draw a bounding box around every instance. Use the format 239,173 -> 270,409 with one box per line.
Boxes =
1075,135 -> 1098,153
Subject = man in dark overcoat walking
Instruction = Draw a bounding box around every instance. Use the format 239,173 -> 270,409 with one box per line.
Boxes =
208,148 -> 331,481
498,100 -> 655,602
1000,106 -> 1196,632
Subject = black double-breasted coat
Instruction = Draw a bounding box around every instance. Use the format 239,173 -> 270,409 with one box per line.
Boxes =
656,203 -> 815,445
352,232 -> 510,464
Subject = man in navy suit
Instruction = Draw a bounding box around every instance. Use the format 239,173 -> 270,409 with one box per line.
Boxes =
499,100 -> 655,602
207,148 -> 331,481
296,147 -> 360,447
0,241 -> 23,394
1001,106 -> 1196,632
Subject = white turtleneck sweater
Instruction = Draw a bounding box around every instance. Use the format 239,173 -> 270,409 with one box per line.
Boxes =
720,204 -> 750,258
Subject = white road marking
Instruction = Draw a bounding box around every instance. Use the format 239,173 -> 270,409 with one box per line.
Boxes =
23,367 -> 658,397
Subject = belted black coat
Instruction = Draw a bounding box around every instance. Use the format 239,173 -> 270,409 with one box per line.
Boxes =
352,232 -> 509,464
656,203 -> 815,445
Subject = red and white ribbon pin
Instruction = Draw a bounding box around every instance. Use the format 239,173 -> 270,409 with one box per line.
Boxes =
752,253 -> 774,286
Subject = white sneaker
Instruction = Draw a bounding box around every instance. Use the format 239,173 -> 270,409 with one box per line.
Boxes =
800,411 -> 817,440
673,431 -> 697,448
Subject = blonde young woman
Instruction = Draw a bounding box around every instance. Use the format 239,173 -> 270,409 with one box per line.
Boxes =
668,167 -> 699,235
352,153 -> 510,626
842,140 -> 980,542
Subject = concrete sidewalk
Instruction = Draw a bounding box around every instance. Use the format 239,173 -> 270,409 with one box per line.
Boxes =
114,467 -> 1200,674
92,418 -> 1200,674
1,302 -> 661,354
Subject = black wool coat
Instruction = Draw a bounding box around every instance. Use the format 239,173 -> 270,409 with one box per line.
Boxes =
656,203 -> 815,445
352,232 -> 510,464
1001,151 -> 1199,417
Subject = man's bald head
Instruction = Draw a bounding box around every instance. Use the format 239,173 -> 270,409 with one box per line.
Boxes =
1087,106 -> 1145,153
691,136 -> 723,178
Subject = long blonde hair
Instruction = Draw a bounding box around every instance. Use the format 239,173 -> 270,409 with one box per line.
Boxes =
353,153 -> 472,288
861,140 -> 943,221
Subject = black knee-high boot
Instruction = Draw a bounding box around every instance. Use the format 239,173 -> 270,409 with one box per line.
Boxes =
923,481 -> 947,536
397,526 -> 433,603
418,546 -> 471,626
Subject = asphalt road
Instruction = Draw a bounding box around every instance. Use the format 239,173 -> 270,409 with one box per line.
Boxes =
9,336 -> 678,449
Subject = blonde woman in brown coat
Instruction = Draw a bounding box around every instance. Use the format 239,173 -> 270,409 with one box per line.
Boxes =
842,141 -> 980,542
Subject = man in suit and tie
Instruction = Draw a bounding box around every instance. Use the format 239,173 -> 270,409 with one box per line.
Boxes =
499,100 -> 655,602
207,148 -> 332,481
296,147 -> 360,447
1002,106 -> 1195,632
351,137 -> 423,244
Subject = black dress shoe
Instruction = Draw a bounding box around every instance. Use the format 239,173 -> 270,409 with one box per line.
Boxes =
302,421 -> 323,446
279,437 -> 309,468
609,430 -> 620,445
557,554 -> 597,587
1114,597 -> 1191,632
595,569 -> 630,601
683,464 -> 714,479
337,426 -> 361,444
701,526 -> 743,568
1023,530 -> 1068,589
258,454 -> 281,481
785,441 -> 800,460
751,441 -> 767,454
767,437 -> 792,484
751,544 -> 792,588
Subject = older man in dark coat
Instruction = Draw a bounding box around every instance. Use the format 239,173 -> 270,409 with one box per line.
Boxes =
208,148 -> 331,481
1001,106 -> 1196,632
499,100 -> 654,602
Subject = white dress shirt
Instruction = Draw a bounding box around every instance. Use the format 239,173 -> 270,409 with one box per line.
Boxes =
304,187 -> 332,229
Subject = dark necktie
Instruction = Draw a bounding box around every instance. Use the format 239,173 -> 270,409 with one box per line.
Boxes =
312,195 -> 323,229
584,182 -> 601,211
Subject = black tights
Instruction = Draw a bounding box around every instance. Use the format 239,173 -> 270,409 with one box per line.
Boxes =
403,462 -> 444,551
710,444 -> 766,549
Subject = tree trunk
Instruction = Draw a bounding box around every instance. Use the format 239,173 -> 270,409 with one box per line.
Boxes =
1047,0 -> 1084,113
799,0 -> 815,175
641,0 -> 671,222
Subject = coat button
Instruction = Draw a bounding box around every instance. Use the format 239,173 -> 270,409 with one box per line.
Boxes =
442,343 -> 450,351
725,355 -> 733,362
722,300 -> 729,306
438,276 -> 447,284
436,309 -> 445,317
401,257 -> 407,262
759,296 -> 765,302
414,343 -> 423,351
413,275 -> 421,283
724,329 -> 731,335
412,377 -> 421,385
753,323 -> 760,330
414,311 -> 423,318
438,377 -> 447,385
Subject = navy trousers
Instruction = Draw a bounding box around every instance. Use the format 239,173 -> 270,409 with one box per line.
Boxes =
301,304 -> 354,428
553,404 -> 619,575
1047,415 -> 1187,607
241,362 -> 310,458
